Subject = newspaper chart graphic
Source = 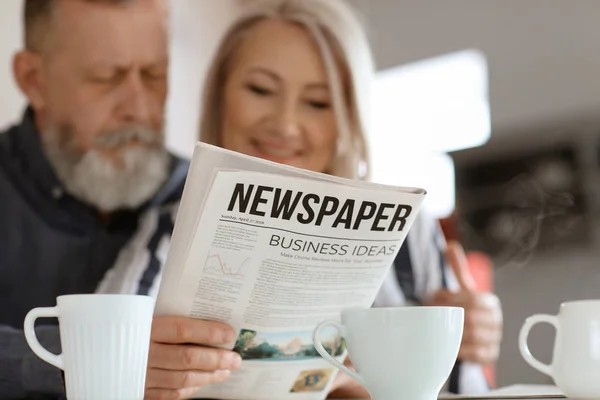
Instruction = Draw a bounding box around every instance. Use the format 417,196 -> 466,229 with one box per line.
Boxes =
203,253 -> 251,278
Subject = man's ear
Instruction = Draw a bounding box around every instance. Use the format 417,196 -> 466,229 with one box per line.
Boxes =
12,50 -> 46,110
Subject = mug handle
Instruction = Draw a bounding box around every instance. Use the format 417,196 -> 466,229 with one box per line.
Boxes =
518,314 -> 557,377
23,306 -> 64,370
312,320 -> 366,387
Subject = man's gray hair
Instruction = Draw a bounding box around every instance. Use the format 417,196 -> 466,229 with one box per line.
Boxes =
24,0 -> 135,51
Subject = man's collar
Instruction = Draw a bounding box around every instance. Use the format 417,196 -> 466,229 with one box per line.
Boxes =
15,106 -> 66,201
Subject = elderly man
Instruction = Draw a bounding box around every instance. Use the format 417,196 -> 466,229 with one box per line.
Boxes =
0,1 -> 241,399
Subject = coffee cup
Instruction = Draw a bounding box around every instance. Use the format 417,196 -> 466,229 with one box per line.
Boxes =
312,306 -> 464,400
519,299 -> 600,399
24,294 -> 155,400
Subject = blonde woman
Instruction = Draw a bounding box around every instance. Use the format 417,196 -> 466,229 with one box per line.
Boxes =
194,0 -> 502,398
100,1 -> 502,398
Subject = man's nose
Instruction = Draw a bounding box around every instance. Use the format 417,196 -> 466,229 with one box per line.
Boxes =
117,73 -> 152,124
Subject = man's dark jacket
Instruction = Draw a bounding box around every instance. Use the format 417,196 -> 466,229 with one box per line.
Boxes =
0,107 -> 188,399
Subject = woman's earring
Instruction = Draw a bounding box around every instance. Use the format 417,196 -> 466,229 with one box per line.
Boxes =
358,160 -> 368,179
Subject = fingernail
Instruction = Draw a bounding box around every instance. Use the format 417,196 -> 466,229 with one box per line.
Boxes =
223,329 -> 236,343
229,353 -> 242,369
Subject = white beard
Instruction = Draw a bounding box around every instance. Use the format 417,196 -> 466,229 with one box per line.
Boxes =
41,125 -> 171,212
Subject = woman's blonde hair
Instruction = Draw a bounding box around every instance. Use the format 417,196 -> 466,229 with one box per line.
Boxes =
198,0 -> 375,180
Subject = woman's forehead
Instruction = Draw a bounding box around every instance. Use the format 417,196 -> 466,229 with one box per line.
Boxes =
230,19 -> 330,86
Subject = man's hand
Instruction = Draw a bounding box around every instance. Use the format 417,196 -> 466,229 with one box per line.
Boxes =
427,241 -> 503,365
144,316 -> 242,400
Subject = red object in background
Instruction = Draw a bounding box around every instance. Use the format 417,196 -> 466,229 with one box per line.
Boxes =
439,213 -> 496,388
466,251 -> 493,292
465,251 -> 495,388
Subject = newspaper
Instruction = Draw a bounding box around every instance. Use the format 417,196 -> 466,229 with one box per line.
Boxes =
155,142 -> 427,400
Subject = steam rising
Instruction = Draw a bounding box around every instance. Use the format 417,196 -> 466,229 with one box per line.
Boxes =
461,157 -> 579,270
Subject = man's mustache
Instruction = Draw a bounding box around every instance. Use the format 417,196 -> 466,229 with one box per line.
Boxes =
93,126 -> 162,149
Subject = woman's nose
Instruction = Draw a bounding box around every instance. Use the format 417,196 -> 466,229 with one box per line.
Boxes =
272,103 -> 301,138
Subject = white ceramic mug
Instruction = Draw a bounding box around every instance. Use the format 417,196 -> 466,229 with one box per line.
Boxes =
312,306 -> 464,400
519,299 -> 600,399
24,294 -> 155,400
